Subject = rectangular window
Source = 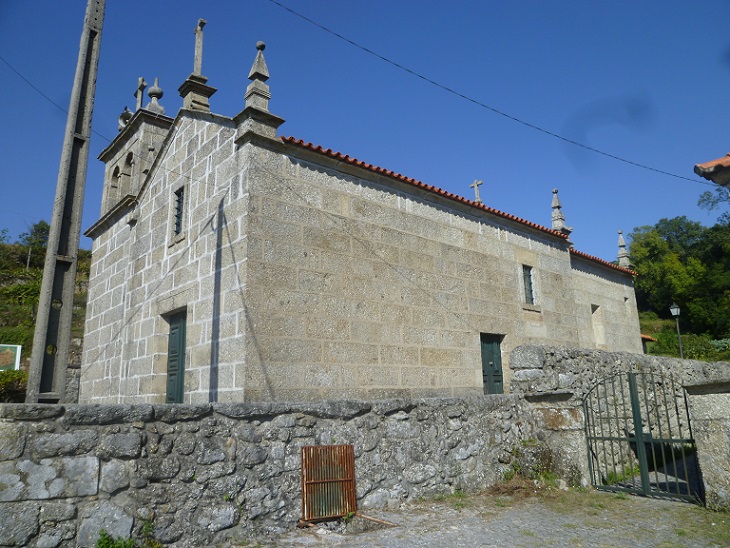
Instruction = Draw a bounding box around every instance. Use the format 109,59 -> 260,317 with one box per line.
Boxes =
522,265 -> 535,305
166,310 -> 187,403
173,187 -> 185,236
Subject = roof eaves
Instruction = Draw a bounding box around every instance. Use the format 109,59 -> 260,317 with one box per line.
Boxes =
282,136 -> 569,241
694,153 -> 730,179
570,248 -> 636,276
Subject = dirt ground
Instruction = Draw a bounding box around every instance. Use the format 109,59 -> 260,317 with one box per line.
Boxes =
249,483 -> 730,547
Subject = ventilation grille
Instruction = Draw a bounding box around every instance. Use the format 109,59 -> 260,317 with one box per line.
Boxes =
301,444 -> 356,522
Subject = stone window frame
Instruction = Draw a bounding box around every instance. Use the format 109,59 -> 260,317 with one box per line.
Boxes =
520,263 -> 541,312
168,183 -> 188,247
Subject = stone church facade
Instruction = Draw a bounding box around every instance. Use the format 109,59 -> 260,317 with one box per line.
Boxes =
80,36 -> 642,404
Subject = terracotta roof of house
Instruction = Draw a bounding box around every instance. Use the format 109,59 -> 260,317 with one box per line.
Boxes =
283,137 -> 568,240
641,334 -> 657,342
283,136 -> 637,277
694,153 -> 730,179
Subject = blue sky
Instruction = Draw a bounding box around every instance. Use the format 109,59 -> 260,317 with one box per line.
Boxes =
1,1 -> 729,262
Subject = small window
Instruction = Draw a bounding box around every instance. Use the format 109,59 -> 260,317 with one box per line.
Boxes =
173,187 -> 185,236
522,265 -> 535,305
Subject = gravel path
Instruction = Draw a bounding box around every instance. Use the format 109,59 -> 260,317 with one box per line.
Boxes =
258,490 -> 730,547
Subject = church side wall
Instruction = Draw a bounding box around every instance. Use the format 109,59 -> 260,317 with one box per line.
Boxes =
241,145 -> 586,401
569,256 -> 642,353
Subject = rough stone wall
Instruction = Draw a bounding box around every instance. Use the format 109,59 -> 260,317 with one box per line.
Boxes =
509,345 -> 730,510
0,396 -> 536,547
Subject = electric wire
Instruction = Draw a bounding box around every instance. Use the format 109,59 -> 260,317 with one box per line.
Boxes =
266,0 -> 716,187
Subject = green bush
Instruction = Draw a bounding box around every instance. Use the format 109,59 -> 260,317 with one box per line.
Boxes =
0,325 -> 33,347
0,369 -> 28,403
96,530 -> 136,548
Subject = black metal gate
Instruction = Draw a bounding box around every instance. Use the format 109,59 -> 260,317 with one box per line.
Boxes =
584,371 -> 704,503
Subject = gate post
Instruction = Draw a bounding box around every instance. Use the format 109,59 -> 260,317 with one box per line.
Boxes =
627,373 -> 652,495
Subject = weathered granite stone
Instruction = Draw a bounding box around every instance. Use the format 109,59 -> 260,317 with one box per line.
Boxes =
404,463 -> 437,484
100,459 -> 130,494
155,403 -> 212,422
77,501 -> 133,548
0,422 -> 25,461
1,456 -> 98,501
238,443 -> 268,467
98,431 -> 143,459
0,404 -> 64,421
63,404 -> 153,425
512,369 -> 545,382
40,500 -> 77,522
196,503 -> 239,532
138,456 -> 181,480
27,429 -> 98,459
511,346 -> 546,370
174,432 -> 197,454
197,437 -> 227,464
0,502 -> 39,546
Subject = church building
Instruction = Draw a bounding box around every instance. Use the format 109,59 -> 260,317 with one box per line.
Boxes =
80,26 -> 642,404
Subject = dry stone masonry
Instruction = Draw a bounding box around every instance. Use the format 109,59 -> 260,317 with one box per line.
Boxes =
0,395 -> 538,547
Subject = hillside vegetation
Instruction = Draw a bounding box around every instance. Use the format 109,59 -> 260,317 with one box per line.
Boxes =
630,216 -> 730,361
0,223 -> 89,370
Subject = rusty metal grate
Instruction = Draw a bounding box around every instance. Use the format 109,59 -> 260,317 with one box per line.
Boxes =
301,444 -> 356,522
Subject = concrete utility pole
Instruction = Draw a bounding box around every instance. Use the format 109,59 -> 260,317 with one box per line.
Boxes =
26,0 -> 106,403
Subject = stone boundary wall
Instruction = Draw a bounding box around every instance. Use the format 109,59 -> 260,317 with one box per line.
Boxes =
0,396 -> 539,547
509,345 -> 730,511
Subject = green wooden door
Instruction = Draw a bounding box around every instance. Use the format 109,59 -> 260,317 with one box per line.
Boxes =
166,311 -> 186,403
480,334 -> 503,394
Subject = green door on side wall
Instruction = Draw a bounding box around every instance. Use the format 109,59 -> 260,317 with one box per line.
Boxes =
481,333 -> 503,394
166,311 -> 186,403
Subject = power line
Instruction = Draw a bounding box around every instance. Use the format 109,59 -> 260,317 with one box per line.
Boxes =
266,0 -> 716,187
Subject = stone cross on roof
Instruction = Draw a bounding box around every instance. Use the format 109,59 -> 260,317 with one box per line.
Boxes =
134,77 -> 147,111
193,19 -> 206,75
470,179 -> 483,204
178,18 -> 217,112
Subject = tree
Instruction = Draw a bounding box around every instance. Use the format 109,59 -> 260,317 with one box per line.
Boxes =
698,186 -> 730,225
18,220 -> 50,270
629,217 -> 730,339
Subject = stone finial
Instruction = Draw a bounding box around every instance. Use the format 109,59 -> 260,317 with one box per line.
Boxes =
178,18 -> 217,112
245,41 -> 272,111
134,77 -> 147,111
234,41 -> 285,143
470,179 -> 483,204
118,106 -> 132,131
145,77 -> 165,115
551,188 -> 573,237
617,230 -> 631,268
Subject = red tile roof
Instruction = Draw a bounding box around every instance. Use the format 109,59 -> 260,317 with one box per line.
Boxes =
695,153 -> 730,179
570,248 -> 636,276
282,136 -> 636,277
641,333 -> 657,342
282,137 -> 568,240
